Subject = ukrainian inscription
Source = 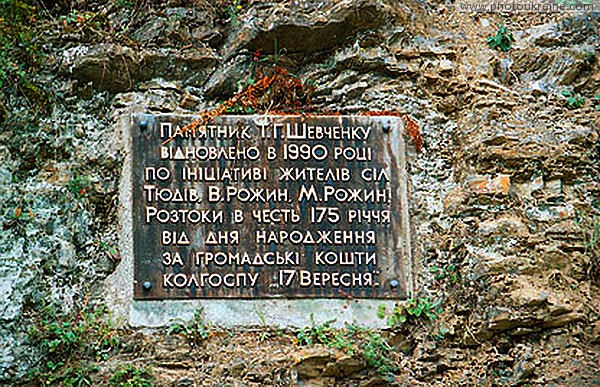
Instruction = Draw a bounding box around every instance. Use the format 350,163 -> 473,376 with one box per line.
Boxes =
132,115 -> 411,299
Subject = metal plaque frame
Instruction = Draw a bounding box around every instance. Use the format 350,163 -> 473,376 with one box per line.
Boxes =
131,115 -> 412,300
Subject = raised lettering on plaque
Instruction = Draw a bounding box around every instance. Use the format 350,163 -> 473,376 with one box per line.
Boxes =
132,115 -> 412,299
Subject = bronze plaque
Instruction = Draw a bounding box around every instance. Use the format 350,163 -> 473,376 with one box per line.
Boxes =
132,115 -> 412,299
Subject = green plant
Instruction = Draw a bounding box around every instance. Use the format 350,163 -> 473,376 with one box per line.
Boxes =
56,8 -> 109,37
487,25 -> 514,52
0,0 -> 49,112
593,94 -> 600,111
27,303 -> 118,384
562,90 -> 585,109
110,365 -> 154,387
429,264 -> 459,284
296,320 -> 396,379
58,11 -> 89,25
225,103 -> 255,114
115,0 -> 135,8
68,174 -> 90,199
52,363 -> 97,386
297,320 -> 368,356
432,324 -> 450,341
362,332 -> 396,378
216,0 -> 243,25
378,298 -> 443,327
167,309 -> 209,344
295,314 -> 337,346
100,241 -> 120,262
229,39 -> 287,107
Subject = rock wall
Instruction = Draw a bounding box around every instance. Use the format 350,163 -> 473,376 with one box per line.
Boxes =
0,0 -> 598,384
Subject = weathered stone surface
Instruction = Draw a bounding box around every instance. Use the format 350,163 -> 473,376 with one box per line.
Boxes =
292,347 -> 368,380
466,174 -> 511,196
463,277 -> 587,342
112,90 -> 178,112
227,0 -> 386,57
478,216 -> 528,237
202,55 -> 249,99
179,88 -> 203,109
322,355 -> 366,377
61,44 -> 137,92
61,44 -> 217,92
138,48 -> 217,86
132,8 -> 205,48
292,347 -> 336,379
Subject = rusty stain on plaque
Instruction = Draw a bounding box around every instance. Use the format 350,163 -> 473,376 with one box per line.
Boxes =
132,115 -> 412,300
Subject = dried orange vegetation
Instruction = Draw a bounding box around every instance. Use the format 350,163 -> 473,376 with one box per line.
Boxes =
181,67 -> 313,137
181,68 -> 422,152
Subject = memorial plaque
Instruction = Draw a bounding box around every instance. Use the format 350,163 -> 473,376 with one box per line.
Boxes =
132,115 -> 412,299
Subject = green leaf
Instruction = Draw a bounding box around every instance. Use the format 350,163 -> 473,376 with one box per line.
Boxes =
376,304 -> 386,319
487,25 -> 514,52
64,331 -> 77,343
